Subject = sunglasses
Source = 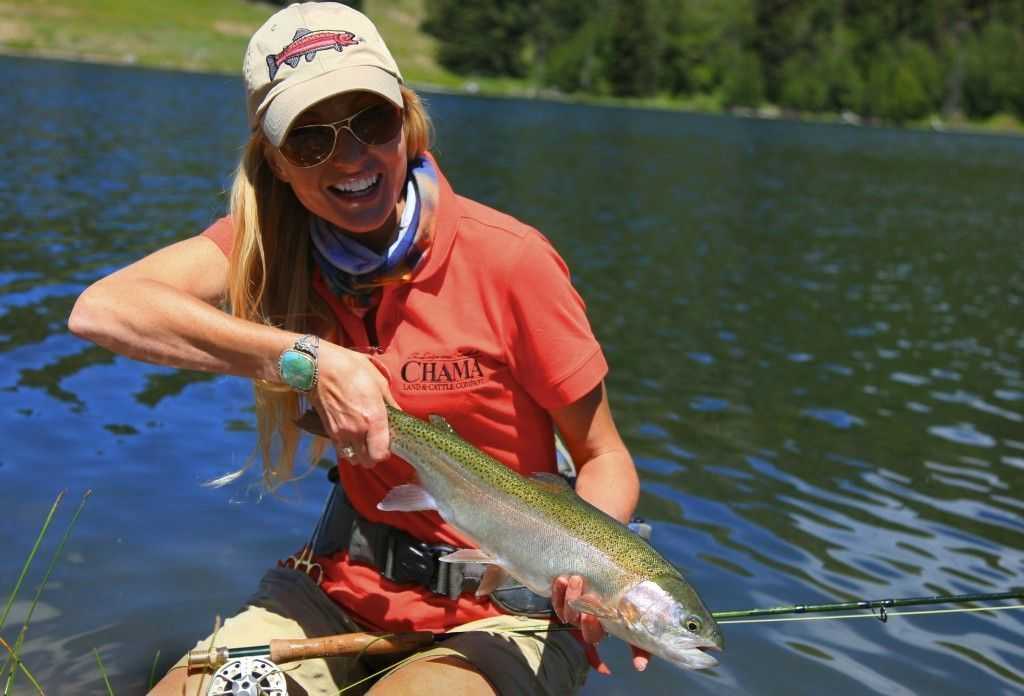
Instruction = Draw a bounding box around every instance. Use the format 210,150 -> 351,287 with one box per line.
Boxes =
280,102 -> 404,168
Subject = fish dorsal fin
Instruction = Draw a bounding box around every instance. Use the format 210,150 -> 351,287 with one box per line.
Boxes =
529,472 -> 574,495
429,414 -> 457,435
377,484 -> 438,512
292,28 -> 311,41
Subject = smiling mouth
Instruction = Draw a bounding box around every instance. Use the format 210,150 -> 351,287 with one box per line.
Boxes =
329,173 -> 381,199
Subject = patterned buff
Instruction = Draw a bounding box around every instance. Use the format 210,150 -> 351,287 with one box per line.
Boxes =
310,155 -> 439,314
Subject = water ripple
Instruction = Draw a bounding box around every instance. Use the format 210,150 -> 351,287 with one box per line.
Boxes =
928,423 -> 997,447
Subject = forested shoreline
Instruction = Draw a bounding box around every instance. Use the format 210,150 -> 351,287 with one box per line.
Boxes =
2,0 -> 1021,131
422,0 -> 1024,126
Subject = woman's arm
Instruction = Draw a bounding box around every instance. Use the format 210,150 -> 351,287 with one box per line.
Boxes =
550,382 -> 638,523
69,236 -> 286,379
547,382 -> 649,673
68,236 -> 392,463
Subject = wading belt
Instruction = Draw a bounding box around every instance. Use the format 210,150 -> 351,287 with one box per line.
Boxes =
311,468 -> 652,618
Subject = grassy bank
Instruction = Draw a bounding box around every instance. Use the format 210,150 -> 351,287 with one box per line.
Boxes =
0,0 -> 471,84
1,0 -> 1020,135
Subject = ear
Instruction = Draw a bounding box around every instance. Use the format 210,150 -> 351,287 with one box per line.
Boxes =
263,142 -> 292,183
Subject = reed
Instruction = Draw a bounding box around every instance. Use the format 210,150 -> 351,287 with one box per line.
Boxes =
1,490 -> 90,695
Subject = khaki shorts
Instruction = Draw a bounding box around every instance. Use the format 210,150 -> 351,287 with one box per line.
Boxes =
172,567 -> 589,695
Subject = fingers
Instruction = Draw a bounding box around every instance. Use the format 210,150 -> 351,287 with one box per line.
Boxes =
631,646 -> 650,672
579,612 -> 605,645
553,575 -> 641,675
551,575 -> 569,623
583,641 -> 612,676
562,575 -> 583,626
551,575 -> 606,644
313,344 -> 393,467
363,395 -> 391,463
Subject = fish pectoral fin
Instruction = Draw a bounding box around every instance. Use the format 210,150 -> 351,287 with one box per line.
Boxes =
475,565 -> 511,597
428,414 -> 457,435
377,484 -> 439,512
438,549 -> 496,564
567,596 -> 619,620
295,409 -> 329,438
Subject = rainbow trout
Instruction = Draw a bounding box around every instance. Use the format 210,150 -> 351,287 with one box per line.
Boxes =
299,405 -> 724,670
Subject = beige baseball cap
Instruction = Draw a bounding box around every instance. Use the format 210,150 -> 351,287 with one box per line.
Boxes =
244,2 -> 404,147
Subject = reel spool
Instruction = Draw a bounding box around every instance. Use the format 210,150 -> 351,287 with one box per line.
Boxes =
207,656 -> 288,696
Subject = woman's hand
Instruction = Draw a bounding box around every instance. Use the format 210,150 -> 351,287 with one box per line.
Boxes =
311,341 -> 395,467
551,574 -> 650,674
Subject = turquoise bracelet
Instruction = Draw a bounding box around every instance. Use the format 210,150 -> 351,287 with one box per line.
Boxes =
279,334 -> 319,392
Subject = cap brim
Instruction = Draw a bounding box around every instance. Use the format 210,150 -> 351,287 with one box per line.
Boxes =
261,65 -> 403,147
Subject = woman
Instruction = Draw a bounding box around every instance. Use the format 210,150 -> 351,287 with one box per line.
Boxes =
69,3 -> 643,694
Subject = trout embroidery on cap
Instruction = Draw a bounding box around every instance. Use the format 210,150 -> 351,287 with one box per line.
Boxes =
266,28 -> 361,80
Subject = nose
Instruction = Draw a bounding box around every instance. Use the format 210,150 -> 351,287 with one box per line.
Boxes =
329,126 -> 368,164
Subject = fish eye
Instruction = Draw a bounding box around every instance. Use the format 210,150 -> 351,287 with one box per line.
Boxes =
685,616 -> 702,633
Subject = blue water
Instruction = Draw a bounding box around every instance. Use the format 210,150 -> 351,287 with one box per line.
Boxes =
1,56 -> 1023,694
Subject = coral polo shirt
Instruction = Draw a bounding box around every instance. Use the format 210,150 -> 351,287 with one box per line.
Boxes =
203,155 -> 607,632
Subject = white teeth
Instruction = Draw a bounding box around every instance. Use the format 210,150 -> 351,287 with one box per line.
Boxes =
332,174 -> 379,194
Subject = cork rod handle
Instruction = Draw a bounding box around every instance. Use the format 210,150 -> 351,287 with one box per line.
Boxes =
268,631 -> 436,664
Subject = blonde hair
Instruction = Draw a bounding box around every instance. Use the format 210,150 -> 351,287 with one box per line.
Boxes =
224,85 -> 433,489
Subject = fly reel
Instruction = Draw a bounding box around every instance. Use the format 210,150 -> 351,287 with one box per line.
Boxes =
207,656 -> 288,696
188,629 -> 434,696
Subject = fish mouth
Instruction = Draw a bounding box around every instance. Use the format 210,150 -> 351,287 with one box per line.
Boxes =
677,638 -> 721,669
682,646 -> 719,669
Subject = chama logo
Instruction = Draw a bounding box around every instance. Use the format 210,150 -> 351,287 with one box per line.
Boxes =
400,351 -> 485,392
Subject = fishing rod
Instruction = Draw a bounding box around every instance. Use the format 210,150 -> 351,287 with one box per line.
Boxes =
190,588 -> 1023,672
710,589 -> 1024,621
186,630 -> 435,672
189,590 -> 1022,694
502,588 -> 1024,636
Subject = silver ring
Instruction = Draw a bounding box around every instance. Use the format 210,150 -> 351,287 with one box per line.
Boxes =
339,445 -> 357,459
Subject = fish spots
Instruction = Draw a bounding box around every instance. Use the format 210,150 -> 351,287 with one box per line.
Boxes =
386,404 -> 671,579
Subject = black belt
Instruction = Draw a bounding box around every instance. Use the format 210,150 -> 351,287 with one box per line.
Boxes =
312,468 -> 555,616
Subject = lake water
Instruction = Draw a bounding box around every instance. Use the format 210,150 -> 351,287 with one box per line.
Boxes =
1,56 -> 1022,695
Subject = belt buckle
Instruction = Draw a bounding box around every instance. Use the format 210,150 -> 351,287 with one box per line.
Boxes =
427,543 -> 458,598
385,532 -> 436,587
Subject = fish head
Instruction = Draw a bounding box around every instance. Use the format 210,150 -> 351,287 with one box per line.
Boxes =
614,574 -> 724,670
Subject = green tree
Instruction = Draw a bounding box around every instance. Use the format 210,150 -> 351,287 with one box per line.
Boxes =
543,12 -> 609,94
422,0 -> 533,76
718,46 -> 764,107
861,39 -> 941,122
963,20 -> 1024,118
601,0 -> 666,97
778,25 -> 863,113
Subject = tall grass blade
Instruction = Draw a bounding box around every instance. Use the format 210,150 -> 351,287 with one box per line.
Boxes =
0,491 -> 64,630
148,649 -> 161,691
2,490 -> 91,692
94,648 -> 115,695
0,638 -> 43,695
